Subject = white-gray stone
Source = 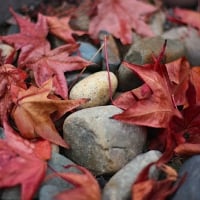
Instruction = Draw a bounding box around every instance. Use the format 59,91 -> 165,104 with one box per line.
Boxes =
0,43 -> 16,64
63,105 -> 147,175
102,150 -> 162,200
69,71 -> 118,108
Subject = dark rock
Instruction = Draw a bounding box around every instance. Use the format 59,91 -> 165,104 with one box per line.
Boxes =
0,0 -> 42,24
1,186 -> 21,200
171,155 -> 200,200
163,0 -> 198,8
118,36 -> 186,91
78,42 -> 102,66
99,33 -> 121,73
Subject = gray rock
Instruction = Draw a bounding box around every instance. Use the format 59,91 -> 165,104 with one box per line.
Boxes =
163,0 -> 198,8
118,36 -> 186,91
149,11 -> 166,36
0,127 -> 4,139
63,105 -> 147,175
99,33 -> 121,73
69,71 -> 118,108
171,155 -> 200,200
1,186 -> 21,200
39,185 -> 60,200
78,42 -> 102,66
66,71 -> 92,89
162,27 -> 200,66
0,0 -> 42,24
102,150 -> 162,200
39,152 -> 80,200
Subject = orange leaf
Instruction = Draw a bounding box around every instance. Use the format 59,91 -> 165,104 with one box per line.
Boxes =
175,143 -> 200,156
11,79 -> 87,148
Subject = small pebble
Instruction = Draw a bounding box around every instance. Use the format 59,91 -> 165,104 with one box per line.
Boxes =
69,71 -> 118,108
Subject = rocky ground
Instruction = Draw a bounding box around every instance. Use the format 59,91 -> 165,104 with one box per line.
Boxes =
0,0 -> 200,200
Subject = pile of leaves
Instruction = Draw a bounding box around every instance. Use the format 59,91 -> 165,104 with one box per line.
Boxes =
0,0 -> 200,199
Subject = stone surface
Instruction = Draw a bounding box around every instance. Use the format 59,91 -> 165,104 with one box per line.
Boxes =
0,43 -> 16,64
150,11 -> 166,36
163,0 -> 198,8
100,33 -> 121,73
118,36 -> 186,91
69,71 -> 118,108
63,105 -> 147,175
1,186 -> 21,200
102,150 -> 162,200
78,42 -> 102,66
66,71 -> 92,89
0,127 -> 4,139
39,152 -> 80,200
162,26 -> 200,66
0,0 -> 42,24
171,155 -> 200,200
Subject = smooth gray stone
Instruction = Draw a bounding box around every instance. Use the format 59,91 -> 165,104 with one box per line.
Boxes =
39,152 -> 80,200
102,150 -> 162,200
63,105 -> 147,175
171,155 -> 200,200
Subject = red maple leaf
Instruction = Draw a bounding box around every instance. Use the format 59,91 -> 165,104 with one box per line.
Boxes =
0,64 -> 27,124
89,0 -> 157,44
113,61 -> 181,128
132,163 -> 185,200
190,66 -> 200,104
20,43 -> 92,99
170,8 -> 200,33
54,165 -> 101,200
46,15 -> 86,43
11,79 -> 87,148
0,121 -> 47,200
0,8 -> 50,64
165,57 -> 190,106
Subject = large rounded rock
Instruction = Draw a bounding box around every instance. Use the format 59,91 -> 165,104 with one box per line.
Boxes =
69,71 -> 118,108
102,150 -> 162,200
63,105 -> 147,175
118,36 -> 186,91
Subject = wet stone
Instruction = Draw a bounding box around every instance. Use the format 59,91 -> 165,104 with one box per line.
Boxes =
63,105 -> 147,175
